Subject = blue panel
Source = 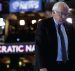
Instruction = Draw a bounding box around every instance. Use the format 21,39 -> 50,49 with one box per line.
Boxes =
9,0 -> 42,13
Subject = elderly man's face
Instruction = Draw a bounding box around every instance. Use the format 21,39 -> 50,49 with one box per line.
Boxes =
52,4 -> 69,24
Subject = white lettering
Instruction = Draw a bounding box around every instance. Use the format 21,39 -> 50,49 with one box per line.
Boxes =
0,44 -> 35,53
2,46 -> 7,53
0,46 -> 2,53
12,1 -> 19,10
14,45 -> 19,52
26,45 -> 35,52
7,46 -> 12,53
12,1 -> 39,10
12,45 -> 17,52
18,45 -> 24,52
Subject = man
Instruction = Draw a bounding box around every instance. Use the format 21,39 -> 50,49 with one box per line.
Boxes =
35,2 -> 75,71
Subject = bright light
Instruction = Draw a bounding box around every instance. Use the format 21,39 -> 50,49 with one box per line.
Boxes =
6,60 -> 11,64
17,38 -> 20,41
0,18 -> 3,21
19,20 -> 25,26
7,64 -> 10,68
32,20 -> 36,24
19,61 -> 22,66
0,18 -> 5,26
1,26 -> 5,29
23,59 -> 29,63
69,8 -> 73,12
66,18 -> 72,24
38,19 -> 42,21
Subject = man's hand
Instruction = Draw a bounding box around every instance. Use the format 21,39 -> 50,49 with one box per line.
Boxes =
40,68 -> 48,71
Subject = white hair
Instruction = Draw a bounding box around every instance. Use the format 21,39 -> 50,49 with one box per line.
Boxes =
52,2 -> 69,12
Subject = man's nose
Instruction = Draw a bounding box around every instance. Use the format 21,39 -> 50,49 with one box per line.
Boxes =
61,15 -> 66,19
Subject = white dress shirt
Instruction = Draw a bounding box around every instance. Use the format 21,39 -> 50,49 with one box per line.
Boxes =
54,19 -> 68,61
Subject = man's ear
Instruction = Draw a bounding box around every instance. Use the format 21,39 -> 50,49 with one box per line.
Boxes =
52,11 -> 55,14
52,11 -> 55,16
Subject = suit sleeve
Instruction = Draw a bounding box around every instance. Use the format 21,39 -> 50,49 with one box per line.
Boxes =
69,24 -> 75,62
35,20 -> 47,69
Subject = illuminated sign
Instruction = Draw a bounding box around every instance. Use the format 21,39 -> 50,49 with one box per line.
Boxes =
0,3 -> 2,11
9,0 -> 42,12
0,42 -> 35,54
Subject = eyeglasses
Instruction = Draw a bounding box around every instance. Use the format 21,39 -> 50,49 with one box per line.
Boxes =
54,11 -> 69,17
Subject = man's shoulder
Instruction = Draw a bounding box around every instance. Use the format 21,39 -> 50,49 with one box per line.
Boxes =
38,17 -> 53,26
41,17 -> 53,23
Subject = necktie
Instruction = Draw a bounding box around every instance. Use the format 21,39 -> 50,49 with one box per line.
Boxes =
58,24 -> 67,61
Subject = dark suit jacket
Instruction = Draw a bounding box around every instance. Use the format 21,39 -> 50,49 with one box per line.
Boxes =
35,17 -> 75,71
